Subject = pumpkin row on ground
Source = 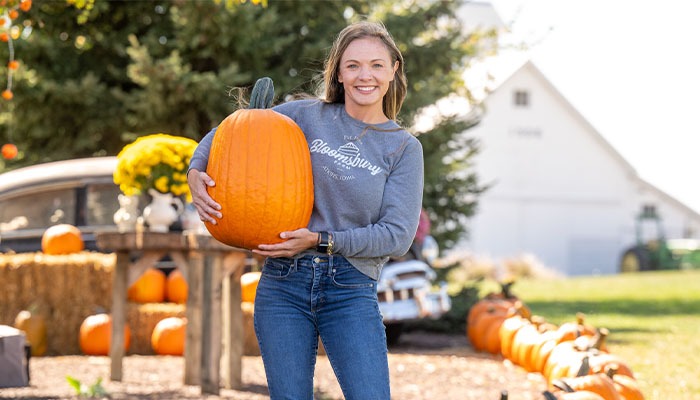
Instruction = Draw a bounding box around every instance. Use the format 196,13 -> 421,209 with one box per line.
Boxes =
467,282 -> 644,400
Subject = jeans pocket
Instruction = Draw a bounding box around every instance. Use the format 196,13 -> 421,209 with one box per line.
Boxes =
331,265 -> 375,289
261,257 -> 293,279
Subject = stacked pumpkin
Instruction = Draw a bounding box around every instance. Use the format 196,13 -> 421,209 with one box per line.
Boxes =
467,283 -> 644,400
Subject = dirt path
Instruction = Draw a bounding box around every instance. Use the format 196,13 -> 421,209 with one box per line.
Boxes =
0,332 -> 547,400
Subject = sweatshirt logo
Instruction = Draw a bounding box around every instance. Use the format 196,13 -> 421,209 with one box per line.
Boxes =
309,139 -> 383,176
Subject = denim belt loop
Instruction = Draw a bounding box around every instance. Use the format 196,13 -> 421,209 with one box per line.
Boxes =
329,254 -> 334,269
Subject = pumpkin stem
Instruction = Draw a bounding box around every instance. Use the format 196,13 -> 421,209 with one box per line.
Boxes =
575,355 -> 591,377
500,390 -> 508,400
552,378 -> 576,393
500,281 -> 515,298
542,391 -> 558,400
249,77 -> 275,109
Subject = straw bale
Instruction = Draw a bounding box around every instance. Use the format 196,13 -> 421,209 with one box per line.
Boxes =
126,302 -> 185,355
241,301 -> 259,356
0,252 -> 116,354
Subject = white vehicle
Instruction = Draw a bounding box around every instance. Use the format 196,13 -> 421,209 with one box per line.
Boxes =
378,235 -> 451,344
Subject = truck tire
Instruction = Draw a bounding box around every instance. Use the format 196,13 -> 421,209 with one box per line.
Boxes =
619,246 -> 651,273
385,323 -> 404,346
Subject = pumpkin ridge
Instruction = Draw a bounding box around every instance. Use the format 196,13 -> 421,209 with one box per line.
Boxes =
204,78 -> 313,249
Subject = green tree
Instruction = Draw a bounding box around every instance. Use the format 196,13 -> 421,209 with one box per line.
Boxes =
0,0 -> 497,251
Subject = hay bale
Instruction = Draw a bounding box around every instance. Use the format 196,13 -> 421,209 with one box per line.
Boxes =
127,303 -> 185,355
241,302 -> 324,356
0,252 -> 115,355
241,301 -> 259,356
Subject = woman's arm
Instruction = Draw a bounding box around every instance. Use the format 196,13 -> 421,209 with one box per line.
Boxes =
332,138 -> 424,258
187,127 -> 221,224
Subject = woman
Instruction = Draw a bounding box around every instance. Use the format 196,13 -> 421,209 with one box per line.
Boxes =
187,20 -> 423,400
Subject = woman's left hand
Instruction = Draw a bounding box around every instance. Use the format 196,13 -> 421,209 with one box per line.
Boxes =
252,228 -> 318,258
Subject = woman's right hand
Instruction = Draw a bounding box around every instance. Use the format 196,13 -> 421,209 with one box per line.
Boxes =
187,169 -> 222,224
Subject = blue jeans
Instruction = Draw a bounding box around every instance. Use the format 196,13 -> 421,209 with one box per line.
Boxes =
253,254 -> 390,400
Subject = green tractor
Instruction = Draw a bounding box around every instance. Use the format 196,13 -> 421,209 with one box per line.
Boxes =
619,206 -> 700,273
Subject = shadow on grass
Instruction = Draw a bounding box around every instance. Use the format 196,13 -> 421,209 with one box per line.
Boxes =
523,298 -> 700,318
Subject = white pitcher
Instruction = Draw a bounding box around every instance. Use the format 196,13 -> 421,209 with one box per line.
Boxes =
143,188 -> 183,232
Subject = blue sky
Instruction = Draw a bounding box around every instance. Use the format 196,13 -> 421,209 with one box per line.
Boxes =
488,0 -> 700,214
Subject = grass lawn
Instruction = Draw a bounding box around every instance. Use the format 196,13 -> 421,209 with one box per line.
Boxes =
479,269 -> 700,400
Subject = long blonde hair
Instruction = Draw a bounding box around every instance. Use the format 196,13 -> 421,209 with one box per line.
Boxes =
323,21 -> 407,121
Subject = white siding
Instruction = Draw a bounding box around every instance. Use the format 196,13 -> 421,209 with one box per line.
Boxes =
458,61 -> 700,275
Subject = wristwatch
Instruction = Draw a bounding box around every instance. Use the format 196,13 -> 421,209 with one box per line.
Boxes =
316,231 -> 334,255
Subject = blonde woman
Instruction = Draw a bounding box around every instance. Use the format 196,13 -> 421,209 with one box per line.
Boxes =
188,21 -> 423,400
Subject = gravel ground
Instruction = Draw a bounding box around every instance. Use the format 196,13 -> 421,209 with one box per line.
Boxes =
0,332 -> 547,400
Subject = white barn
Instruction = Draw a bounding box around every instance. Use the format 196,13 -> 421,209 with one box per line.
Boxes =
457,60 -> 700,275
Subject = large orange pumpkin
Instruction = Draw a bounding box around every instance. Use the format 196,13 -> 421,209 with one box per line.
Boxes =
41,224 -> 84,255
128,267 -> 167,303
165,269 -> 188,304
151,317 -> 186,356
205,77 -> 313,250
79,313 -> 131,356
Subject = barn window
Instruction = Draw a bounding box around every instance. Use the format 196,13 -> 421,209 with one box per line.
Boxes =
514,90 -> 530,107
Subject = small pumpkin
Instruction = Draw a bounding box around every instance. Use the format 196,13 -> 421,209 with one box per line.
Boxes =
14,309 -> 47,356
128,267 -> 167,303
165,269 -> 188,304
41,224 -> 84,255
79,313 -> 131,356
151,317 -> 186,356
510,316 -> 551,371
607,367 -> 644,400
241,271 -> 261,303
205,77 -> 314,250
498,312 -> 530,359
552,371 -> 622,400
544,390 -> 606,400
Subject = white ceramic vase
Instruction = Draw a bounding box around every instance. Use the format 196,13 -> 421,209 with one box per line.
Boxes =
113,194 -> 140,232
142,189 -> 183,232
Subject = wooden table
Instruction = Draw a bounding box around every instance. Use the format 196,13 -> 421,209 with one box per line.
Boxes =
96,231 -> 249,395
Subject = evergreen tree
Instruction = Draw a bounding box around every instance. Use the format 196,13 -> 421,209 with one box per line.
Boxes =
0,0 -> 498,251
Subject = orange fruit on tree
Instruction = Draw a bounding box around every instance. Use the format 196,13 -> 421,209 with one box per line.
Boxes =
2,143 -> 18,159
2,89 -> 13,100
128,267 -> 166,303
41,224 -> 84,255
20,0 -> 32,12
151,317 -> 186,356
79,313 -> 131,356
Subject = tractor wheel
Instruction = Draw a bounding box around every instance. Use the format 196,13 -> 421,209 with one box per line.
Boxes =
385,323 -> 404,346
620,247 -> 651,273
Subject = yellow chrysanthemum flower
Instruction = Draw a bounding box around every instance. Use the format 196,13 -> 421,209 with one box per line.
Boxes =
114,133 -> 198,200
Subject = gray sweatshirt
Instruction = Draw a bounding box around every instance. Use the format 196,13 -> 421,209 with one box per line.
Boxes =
189,99 -> 424,279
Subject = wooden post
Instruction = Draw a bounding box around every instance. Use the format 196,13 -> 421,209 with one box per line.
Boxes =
222,252 -> 246,389
200,252 -> 223,395
184,250 -> 204,386
109,250 -> 129,381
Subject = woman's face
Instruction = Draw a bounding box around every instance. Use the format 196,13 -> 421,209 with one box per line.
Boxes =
337,37 -> 399,120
